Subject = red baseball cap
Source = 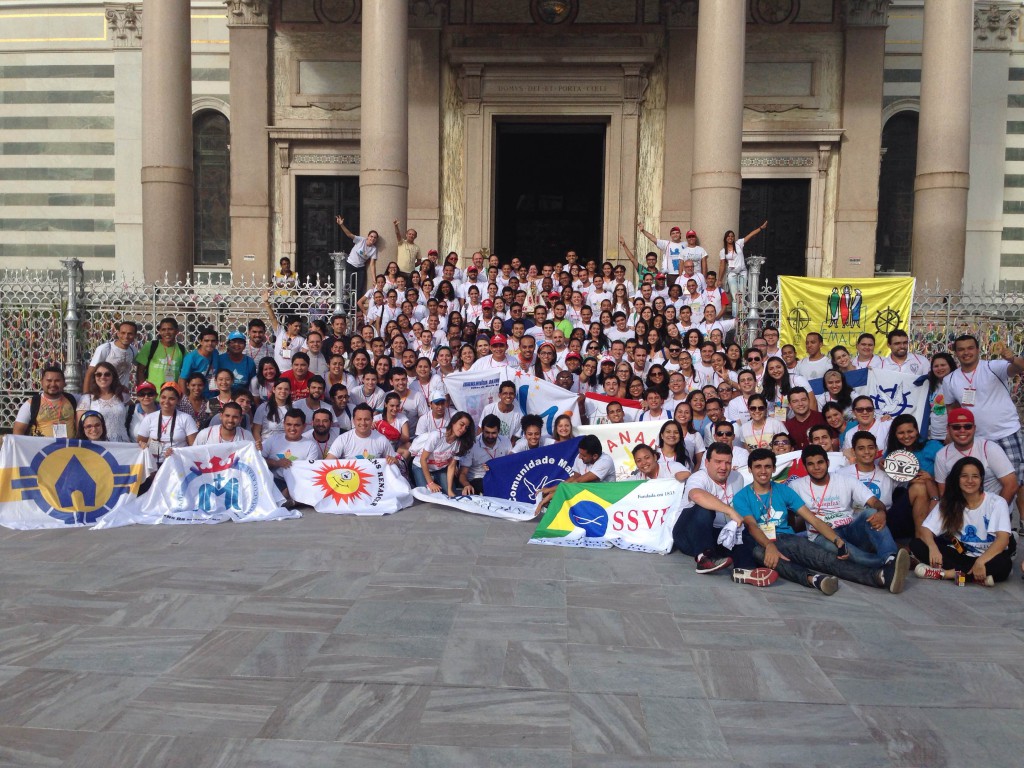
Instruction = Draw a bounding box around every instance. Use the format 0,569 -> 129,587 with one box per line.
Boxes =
686,229 -> 697,237
566,352 -> 581,360
489,334 -> 507,346
947,407 -> 974,425
670,226 -> 681,234
481,299 -> 494,308
656,273 -> 667,280
549,291 -> 561,300
427,249 -> 438,256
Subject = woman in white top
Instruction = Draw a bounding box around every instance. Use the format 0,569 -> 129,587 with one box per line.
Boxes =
252,378 -> 291,449
911,457 -> 1014,585
533,342 -> 562,383
696,304 -> 735,339
657,419 -> 695,480
413,411 -> 475,497
853,332 -> 883,370
630,443 -> 686,482
762,357 -> 812,419
737,394 -> 787,450
76,361 -> 131,442
717,221 -> 767,311
137,383 -> 198,465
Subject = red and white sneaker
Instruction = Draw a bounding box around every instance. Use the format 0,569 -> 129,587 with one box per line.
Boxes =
914,563 -> 944,580
731,567 -> 779,587
695,550 -> 733,574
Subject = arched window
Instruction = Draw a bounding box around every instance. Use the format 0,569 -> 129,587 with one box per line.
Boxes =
875,111 -> 919,274
193,111 -> 230,266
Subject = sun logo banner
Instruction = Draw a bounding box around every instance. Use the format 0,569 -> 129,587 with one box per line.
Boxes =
779,276 -> 915,357
0,436 -> 152,530
286,458 -> 414,515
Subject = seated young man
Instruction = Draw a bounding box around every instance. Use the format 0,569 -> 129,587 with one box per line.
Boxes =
731,449 -> 909,595
459,414 -> 513,494
538,434 -> 616,507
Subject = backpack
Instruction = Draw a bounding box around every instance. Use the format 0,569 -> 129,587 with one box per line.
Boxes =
135,340 -> 187,369
28,392 -> 77,436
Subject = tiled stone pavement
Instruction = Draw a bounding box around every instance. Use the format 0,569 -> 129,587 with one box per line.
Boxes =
0,503 -> 1023,767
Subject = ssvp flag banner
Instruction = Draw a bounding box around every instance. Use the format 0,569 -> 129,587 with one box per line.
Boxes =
482,437 -> 581,504
446,366 -> 579,435
286,458 -> 413,515
0,436 -> 151,530
583,393 -> 643,424
93,442 -> 297,528
779,276 -> 914,357
576,420 -> 669,481
530,479 -> 684,554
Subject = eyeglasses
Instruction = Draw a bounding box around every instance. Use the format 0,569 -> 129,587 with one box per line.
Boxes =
949,424 -> 974,431
715,431 -> 734,437
853,407 -> 874,413
771,440 -> 791,447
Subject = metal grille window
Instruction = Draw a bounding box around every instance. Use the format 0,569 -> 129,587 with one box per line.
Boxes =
192,111 -> 230,267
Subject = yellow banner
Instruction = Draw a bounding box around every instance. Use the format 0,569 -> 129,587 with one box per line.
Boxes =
778,277 -> 915,358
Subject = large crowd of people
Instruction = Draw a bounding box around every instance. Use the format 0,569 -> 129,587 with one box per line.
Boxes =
11,218 -> 1024,594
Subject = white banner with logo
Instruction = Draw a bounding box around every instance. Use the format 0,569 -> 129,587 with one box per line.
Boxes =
410,489 -> 539,521
575,420 -> 669,481
445,366 -> 579,435
287,458 -> 414,515
93,443 -> 297,528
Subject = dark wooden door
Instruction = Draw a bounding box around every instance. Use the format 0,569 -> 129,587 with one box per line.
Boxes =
296,176 -> 360,282
739,179 -> 810,288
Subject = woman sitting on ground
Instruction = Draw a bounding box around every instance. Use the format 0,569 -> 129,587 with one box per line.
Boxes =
912,457 -> 1015,585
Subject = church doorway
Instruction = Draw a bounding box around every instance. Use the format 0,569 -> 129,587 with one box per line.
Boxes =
295,175 -> 360,282
493,122 -> 605,267
739,178 -> 810,288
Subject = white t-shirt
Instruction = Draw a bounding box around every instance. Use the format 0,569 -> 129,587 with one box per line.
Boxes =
790,472 -> 874,538
480,402 -> 524,440
795,355 -> 833,382
461,434 -> 513,480
261,434 -> 319,478
392,389 -> 428,433
922,493 -> 1011,556
933,439 -> 1015,494
471,354 -> 514,371
89,341 -> 138,389
681,468 -> 745,527
656,239 -> 688,274
347,234 -> 378,268
137,410 -> 198,451
880,353 -> 930,377
631,459 -> 686,481
838,464 -> 895,509
327,430 -> 396,460
719,237 -> 748,275
252,403 -> 290,440
853,354 -> 883,370
737,418 -> 788,450
194,425 -> 254,445
77,392 -> 131,443
587,290 -> 613,309
570,453 -> 617,482
604,326 -> 633,343
841,419 -> 891,451
941,361 -> 1021,440
417,430 -> 466,471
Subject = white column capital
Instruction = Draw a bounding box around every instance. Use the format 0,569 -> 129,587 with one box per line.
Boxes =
844,0 -> 892,27
105,3 -> 142,49
225,0 -> 268,28
975,2 -> 1021,49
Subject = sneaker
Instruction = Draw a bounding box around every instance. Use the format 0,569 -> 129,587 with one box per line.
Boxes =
880,549 -> 910,594
810,574 -> 839,596
732,567 -> 778,587
969,573 -> 996,587
695,550 -> 733,574
914,563 -> 944,580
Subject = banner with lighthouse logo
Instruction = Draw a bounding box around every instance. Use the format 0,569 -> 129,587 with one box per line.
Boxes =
93,443 -> 297,528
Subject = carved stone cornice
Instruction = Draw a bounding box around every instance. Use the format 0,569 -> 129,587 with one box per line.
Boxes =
662,0 -> 698,29
622,63 -> 649,117
975,3 -> 1021,50
844,0 -> 891,28
225,0 -> 267,28
105,3 -> 142,49
457,64 -> 484,116
410,0 -> 448,29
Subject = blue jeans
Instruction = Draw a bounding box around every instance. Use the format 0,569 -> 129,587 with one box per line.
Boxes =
672,504 -> 721,559
812,511 -> 898,567
412,463 -> 450,494
753,533 -> 883,589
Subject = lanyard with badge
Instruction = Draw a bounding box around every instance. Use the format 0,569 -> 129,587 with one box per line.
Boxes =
960,367 -> 978,406
756,486 -> 777,540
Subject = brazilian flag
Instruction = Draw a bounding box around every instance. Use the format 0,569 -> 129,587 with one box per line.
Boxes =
531,481 -> 642,541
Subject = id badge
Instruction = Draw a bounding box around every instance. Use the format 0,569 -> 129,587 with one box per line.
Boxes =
759,522 -> 777,540
961,388 -> 976,406
773,405 -> 787,421
52,423 -> 67,439
281,347 -> 292,360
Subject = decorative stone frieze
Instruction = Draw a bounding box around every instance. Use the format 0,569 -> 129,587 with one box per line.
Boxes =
105,3 -> 142,49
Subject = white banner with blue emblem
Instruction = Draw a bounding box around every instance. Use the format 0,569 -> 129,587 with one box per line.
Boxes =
0,435 -> 153,529
93,442 -> 297,528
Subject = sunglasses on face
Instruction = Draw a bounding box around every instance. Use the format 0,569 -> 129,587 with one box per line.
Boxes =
949,424 -> 974,431
715,431 -> 734,437
746,357 -> 761,363
748,405 -> 766,412
854,407 -> 874,413
771,440 -> 791,447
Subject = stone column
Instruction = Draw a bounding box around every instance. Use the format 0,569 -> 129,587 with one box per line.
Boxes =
408,7 -> 443,256
966,3 -> 1020,288
141,0 -> 193,281
226,0 -> 271,281
833,0 -> 888,279
360,0 -> 409,263
689,0 -> 745,249
911,0 -> 973,287
661,5 -> 697,236
105,3 -> 144,279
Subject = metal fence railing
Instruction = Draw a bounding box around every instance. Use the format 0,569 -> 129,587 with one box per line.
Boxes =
3,257 -> 1024,427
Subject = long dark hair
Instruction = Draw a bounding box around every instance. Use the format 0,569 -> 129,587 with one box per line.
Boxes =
255,356 -> 280,387
446,411 -> 475,456
760,356 -> 794,402
939,457 -> 986,537
928,352 -> 958,394
88,361 -> 125,398
645,364 -> 670,399
266,377 -> 292,423
722,230 -> 736,254
658,419 -> 692,469
819,368 -> 854,411
885,414 -> 925,455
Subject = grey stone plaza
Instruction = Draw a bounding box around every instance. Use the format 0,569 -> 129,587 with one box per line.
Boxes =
0,501 -> 1021,767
